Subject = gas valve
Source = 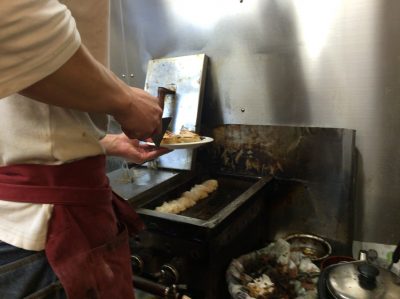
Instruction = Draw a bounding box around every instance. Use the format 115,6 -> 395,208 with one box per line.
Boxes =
160,263 -> 180,285
160,257 -> 187,285
131,255 -> 144,275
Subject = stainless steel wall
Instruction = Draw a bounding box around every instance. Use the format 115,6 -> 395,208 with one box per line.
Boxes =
109,0 -> 400,245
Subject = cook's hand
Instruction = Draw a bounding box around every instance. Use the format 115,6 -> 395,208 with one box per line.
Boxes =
100,133 -> 172,164
113,87 -> 163,141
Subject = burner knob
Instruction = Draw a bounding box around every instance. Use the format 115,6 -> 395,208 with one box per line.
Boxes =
131,255 -> 144,275
160,264 -> 180,285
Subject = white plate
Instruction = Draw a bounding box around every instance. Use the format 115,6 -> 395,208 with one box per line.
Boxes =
147,136 -> 214,149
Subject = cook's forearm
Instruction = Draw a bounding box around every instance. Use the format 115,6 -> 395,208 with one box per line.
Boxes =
20,44 -> 162,140
20,45 -> 129,117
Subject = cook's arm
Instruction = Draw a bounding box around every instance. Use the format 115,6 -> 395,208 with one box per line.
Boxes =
20,45 -> 162,140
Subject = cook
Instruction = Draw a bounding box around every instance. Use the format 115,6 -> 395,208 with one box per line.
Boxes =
0,1 -> 170,298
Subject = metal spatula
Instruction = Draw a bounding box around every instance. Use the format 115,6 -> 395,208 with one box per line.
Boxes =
151,87 -> 175,147
151,116 -> 172,147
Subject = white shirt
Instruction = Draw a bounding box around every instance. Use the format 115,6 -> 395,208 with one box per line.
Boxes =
0,0 -> 110,250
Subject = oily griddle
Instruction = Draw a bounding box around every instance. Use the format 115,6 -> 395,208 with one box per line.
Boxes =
145,176 -> 257,221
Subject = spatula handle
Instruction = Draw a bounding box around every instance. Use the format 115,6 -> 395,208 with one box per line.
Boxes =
157,87 -> 176,110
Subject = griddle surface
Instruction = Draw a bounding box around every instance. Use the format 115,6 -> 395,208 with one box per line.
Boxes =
142,176 -> 257,221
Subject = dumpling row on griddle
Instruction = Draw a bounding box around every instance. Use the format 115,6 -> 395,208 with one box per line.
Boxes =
155,179 -> 218,214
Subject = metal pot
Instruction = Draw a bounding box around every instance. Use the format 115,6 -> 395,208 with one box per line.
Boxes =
318,244 -> 400,299
284,233 -> 332,262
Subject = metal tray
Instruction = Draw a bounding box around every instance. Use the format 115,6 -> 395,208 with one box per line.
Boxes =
136,174 -> 272,229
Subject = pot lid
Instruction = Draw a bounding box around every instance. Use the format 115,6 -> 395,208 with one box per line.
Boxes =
327,261 -> 400,299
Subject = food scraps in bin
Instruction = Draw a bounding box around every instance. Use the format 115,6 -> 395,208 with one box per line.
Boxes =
155,179 -> 218,214
226,239 -> 320,299
247,274 -> 275,298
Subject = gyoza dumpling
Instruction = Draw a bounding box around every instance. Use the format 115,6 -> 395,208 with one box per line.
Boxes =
155,179 -> 219,214
155,201 -> 170,212
182,191 -> 198,201
190,185 -> 208,200
167,200 -> 182,214
202,179 -> 218,192
180,196 -> 196,208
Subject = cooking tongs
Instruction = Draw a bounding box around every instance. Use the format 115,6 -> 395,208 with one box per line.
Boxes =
151,87 -> 175,147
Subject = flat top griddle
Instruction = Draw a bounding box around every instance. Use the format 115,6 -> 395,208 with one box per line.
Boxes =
141,176 -> 254,220
136,174 -> 272,229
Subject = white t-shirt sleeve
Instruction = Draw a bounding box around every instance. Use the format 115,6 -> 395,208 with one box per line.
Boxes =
0,0 -> 81,98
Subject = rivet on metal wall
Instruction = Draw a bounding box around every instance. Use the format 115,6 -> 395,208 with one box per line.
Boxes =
241,108 -> 246,112
130,74 -> 134,78
121,74 -> 126,78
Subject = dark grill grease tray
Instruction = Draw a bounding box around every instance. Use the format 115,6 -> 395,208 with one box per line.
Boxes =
135,173 -> 271,232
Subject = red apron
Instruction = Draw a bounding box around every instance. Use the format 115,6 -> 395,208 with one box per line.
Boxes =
0,155 -> 144,299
